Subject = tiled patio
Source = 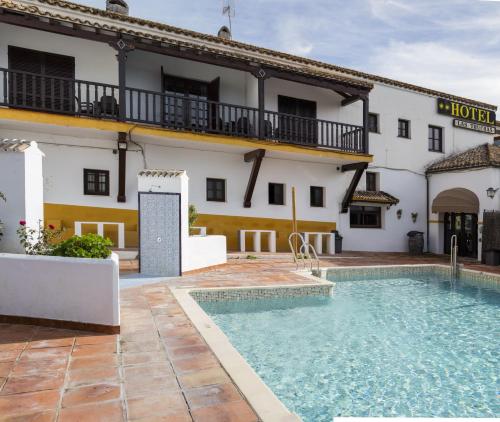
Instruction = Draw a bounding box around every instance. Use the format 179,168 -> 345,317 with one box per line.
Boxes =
1,252 -> 498,421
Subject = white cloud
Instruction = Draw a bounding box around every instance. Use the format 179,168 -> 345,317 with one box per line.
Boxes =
368,41 -> 500,105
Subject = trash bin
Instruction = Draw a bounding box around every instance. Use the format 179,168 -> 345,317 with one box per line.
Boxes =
483,250 -> 500,266
332,230 -> 343,254
407,231 -> 424,255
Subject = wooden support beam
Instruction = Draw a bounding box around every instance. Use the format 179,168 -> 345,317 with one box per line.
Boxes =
341,162 -> 368,213
117,132 -> 127,203
341,95 -> 361,107
257,70 -> 266,139
362,97 -> 370,154
243,149 -> 266,208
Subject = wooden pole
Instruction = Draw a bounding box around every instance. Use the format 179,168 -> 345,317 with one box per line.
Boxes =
292,187 -> 297,255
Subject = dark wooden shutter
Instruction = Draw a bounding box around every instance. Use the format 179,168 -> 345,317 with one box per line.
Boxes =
8,46 -> 75,112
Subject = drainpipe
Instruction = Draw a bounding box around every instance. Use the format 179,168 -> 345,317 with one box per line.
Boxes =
426,173 -> 430,253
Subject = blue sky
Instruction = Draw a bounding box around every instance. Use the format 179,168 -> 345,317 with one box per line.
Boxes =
79,0 -> 500,106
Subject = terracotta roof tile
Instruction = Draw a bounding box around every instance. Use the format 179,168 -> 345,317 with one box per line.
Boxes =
2,0 -> 497,110
352,190 -> 399,205
426,143 -> 500,174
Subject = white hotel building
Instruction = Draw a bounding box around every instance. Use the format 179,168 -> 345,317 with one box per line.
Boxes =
0,0 -> 498,261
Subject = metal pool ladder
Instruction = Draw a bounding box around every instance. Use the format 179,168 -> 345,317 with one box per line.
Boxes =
450,234 -> 458,280
288,232 -> 320,273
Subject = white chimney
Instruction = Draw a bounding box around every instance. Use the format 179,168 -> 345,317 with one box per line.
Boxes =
217,26 -> 231,40
106,0 -> 129,15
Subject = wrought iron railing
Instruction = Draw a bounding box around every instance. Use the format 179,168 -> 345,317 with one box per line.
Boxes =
0,67 -> 366,153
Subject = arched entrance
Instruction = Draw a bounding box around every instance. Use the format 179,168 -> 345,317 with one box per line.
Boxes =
432,188 -> 479,258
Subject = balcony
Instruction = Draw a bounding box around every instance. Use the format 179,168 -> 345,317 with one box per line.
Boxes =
0,67 -> 367,154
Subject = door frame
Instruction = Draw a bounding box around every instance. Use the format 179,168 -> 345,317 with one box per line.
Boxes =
443,212 -> 478,259
138,191 -> 182,276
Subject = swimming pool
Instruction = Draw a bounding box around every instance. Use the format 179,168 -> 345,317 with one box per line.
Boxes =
198,270 -> 499,420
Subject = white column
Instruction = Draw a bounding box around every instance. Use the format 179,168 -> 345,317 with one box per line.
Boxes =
328,233 -> 336,255
74,222 -> 82,236
269,231 -> 277,253
97,223 -> 104,237
239,230 -> 246,252
253,231 -> 261,253
117,223 -> 125,249
314,234 -> 323,255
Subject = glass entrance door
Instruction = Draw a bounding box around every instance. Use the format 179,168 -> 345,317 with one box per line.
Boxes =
444,213 -> 478,258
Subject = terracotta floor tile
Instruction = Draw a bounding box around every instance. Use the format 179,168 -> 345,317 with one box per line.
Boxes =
28,338 -> 74,349
122,351 -> 168,366
11,357 -> 68,377
124,375 -> 180,399
184,383 -> 242,410
74,335 -> 118,346
163,336 -> 204,350
171,353 -> 219,374
71,343 -> 117,357
159,327 -> 198,339
20,347 -> 71,361
0,350 -> 22,363
123,363 -> 174,381
191,400 -> 258,422
178,367 -> 230,389
129,415 -> 191,422
120,341 -> 162,354
58,400 -> 124,422
0,362 -> 14,377
69,354 -> 118,370
0,410 -> 56,421
127,392 -> 188,420
0,389 -> 60,417
62,383 -> 121,408
169,345 -> 210,360
67,367 -> 120,388
0,342 -> 27,352
1,372 -> 65,395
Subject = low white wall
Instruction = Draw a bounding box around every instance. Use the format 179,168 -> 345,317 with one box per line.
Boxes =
184,235 -> 227,272
0,253 -> 119,327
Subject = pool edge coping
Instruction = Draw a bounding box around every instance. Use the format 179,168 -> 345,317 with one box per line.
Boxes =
172,284 -> 316,422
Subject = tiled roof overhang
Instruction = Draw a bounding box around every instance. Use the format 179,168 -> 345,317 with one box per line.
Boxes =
0,138 -> 30,152
426,143 -> 500,174
0,0 -> 497,110
352,190 -> 400,205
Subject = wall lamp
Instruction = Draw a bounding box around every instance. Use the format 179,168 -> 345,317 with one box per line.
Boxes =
486,187 -> 498,199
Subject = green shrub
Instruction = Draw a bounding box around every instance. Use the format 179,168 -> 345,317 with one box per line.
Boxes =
52,233 -> 113,259
189,204 -> 198,228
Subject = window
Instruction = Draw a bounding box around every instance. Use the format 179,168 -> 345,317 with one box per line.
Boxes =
278,96 -> 318,144
8,46 -> 75,112
206,178 -> 226,202
398,119 -> 410,138
310,186 -> 325,207
84,169 -> 109,196
350,206 -> 382,228
366,172 -> 377,192
428,125 -> 443,152
269,183 -> 285,205
368,113 -> 379,133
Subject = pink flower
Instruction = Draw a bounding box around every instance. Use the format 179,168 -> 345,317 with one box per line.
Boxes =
19,220 -> 26,226
48,224 -> 55,230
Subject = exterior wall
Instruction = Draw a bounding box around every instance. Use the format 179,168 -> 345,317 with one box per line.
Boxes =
428,168 -> 500,259
0,143 -> 44,253
0,252 -> 120,327
340,168 -> 427,252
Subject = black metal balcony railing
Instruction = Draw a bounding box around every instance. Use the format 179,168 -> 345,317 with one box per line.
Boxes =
0,67 -> 366,153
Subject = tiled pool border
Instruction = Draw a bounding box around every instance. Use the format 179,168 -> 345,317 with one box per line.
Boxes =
172,264 -> 499,422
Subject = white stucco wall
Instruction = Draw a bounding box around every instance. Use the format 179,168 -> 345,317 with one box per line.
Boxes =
428,168 -> 500,259
0,252 -> 120,327
0,142 -> 44,253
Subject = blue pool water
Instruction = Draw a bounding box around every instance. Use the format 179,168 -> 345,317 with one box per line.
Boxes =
199,276 -> 500,420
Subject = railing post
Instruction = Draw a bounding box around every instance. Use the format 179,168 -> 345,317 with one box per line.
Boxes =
256,68 -> 267,139
362,97 -> 370,154
110,38 -> 135,122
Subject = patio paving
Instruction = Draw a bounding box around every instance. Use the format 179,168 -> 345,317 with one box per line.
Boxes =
1,252 -> 498,421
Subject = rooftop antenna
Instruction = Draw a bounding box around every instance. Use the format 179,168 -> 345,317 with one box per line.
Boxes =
222,0 -> 235,37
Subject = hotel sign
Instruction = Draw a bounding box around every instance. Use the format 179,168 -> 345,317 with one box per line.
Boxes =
437,98 -> 496,134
